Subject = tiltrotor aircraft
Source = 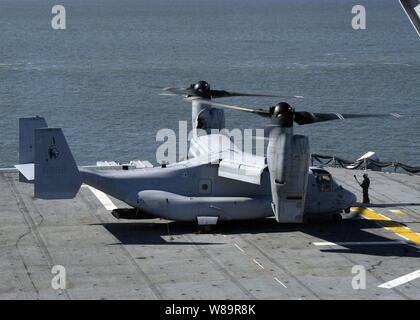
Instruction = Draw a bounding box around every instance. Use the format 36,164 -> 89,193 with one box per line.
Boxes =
15,81 -> 402,225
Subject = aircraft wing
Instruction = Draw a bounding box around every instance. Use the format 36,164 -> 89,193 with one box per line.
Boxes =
217,143 -> 267,184
218,158 -> 267,185
191,133 -> 267,185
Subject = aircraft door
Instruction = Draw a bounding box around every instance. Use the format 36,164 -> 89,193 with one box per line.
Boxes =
312,169 -> 334,212
306,175 -> 321,213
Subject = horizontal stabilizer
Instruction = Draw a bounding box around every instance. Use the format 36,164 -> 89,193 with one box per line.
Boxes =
14,163 -> 34,181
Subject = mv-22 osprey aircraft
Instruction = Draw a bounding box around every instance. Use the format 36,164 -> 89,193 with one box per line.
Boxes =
15,81 -> 402,225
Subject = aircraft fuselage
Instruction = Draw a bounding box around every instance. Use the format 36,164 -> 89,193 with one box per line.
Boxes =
80,162 -> 356,222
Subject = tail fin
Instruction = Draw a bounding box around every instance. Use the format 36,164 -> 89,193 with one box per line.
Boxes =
18,117 -> 48,182
34,128 -> 81,199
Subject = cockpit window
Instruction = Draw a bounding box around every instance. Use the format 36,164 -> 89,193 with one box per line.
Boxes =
313,170 -> 332,192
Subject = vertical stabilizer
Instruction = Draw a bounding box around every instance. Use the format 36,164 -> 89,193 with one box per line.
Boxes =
34,128 -> 81,199
18,117 -> 47,182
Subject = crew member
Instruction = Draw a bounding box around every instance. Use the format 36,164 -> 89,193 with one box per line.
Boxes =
359,173 -> 370,203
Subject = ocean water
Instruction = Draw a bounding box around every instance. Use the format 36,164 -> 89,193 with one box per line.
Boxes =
0,0 -> 419,167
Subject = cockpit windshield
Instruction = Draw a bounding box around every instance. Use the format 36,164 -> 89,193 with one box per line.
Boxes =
312,169 -> 332,192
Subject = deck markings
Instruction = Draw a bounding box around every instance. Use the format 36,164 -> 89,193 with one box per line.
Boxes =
223,235 -> 289,291
378,269 -> 420,289
352,207 -> 420,245
83,185 -> 118,211
253,259 -> 265,269
274,277 -> 288,288
6,174 -> 73,299
234,243 -> 245,253
389,209 -> 405,215
184,234 -> 257,299
312,241 -> 405,246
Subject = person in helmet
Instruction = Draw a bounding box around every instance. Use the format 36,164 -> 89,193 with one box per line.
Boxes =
359,173 -> 371,203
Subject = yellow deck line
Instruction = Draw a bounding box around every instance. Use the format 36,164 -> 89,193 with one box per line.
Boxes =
352,207 -> 420,245
389,210 -> 405,215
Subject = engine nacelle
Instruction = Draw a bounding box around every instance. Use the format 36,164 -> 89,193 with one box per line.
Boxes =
192,100 -> 225,134
268,129 -> 310,223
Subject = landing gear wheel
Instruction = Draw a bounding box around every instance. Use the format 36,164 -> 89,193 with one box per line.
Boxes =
197,225 -> 214,233
332,214 -> 343,223
204,225 -> 213,232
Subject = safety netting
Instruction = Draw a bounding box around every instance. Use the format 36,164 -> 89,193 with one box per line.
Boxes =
311,154 -> 420,174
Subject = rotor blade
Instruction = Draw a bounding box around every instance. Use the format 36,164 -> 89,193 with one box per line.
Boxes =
193,99 -> 270,117
159,86 -> 195,97
294,112 -> 403,125
156,85 -> 303,99
210,90 -> 304,99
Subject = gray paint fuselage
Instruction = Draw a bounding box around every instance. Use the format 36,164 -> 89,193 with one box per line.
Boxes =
79,160 -> 356,221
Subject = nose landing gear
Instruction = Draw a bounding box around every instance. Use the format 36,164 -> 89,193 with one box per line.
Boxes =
332,213 -> 343,222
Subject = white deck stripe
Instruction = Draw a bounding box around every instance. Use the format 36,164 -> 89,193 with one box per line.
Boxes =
389,209 -> 404,215
378,269 -> 420,289
253,259 -> 265,269
274,277 -> 288,288
84,185 -> 118,211
234,243 -> 245,253
312,241 -> 405,246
